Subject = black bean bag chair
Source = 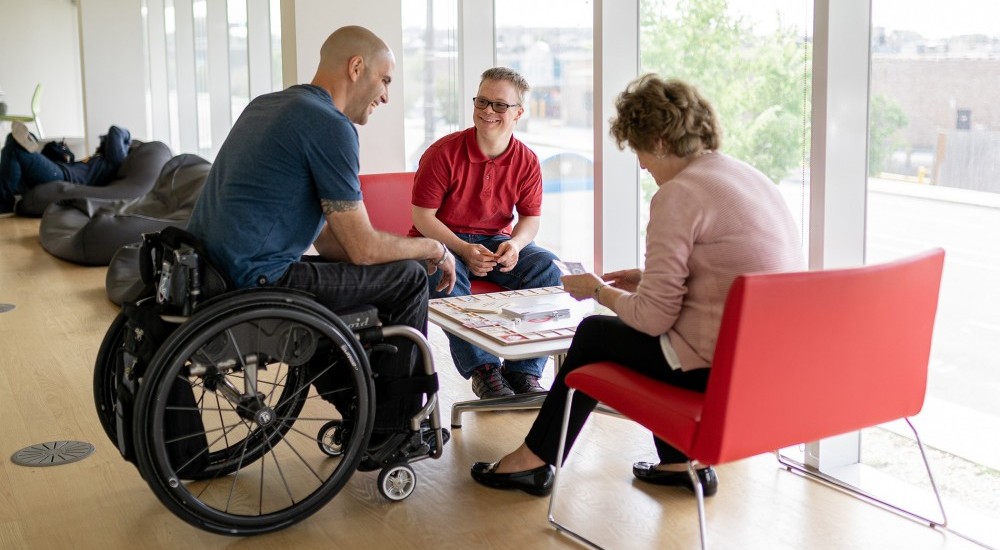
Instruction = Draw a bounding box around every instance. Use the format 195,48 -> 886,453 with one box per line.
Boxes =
16,140 -> 173,218
38,153 -> 211,266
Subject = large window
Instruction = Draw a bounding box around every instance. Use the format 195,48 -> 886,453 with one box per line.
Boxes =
402,0 -> 460,170
402,0 -> 594,266
639,0 -> 812,262
865,0 -> 1000,538
142,0 -> 282,160
496,0 -> 595,267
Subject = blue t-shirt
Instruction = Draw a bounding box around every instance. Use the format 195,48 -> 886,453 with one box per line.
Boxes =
187,85 -> 362,288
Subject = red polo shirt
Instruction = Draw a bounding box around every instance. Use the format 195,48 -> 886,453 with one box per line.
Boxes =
409,127 -> 543,237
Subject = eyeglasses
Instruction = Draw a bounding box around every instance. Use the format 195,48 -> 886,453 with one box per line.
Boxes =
472,96 -> 520,113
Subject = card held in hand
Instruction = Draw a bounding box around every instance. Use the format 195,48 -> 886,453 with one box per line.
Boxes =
553,260 -> 587,275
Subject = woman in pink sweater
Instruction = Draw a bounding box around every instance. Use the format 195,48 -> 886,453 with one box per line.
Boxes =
471,75 -> 804,497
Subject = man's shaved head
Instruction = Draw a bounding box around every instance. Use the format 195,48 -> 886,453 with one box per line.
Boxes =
317,25 -> 393,74
311,26 -> 395,125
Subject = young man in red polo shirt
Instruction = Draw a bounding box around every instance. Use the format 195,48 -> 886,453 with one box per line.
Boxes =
410,67 -> 562,399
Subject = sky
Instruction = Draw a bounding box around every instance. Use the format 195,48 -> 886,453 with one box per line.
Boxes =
698,0 -> 1000,40
411,1 -> 1000,41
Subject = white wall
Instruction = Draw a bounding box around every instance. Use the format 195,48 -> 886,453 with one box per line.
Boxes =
77,0 -> 149,153
0,0 -> 84,139
281,0 -> 406,173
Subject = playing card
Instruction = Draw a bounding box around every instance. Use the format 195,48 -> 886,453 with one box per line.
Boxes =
553,260 -> 588,275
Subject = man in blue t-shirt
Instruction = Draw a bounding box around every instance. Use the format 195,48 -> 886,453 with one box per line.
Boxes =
186,25 -> 455,435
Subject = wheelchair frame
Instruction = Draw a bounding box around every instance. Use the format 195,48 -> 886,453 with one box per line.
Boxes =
93,229 -> 445,536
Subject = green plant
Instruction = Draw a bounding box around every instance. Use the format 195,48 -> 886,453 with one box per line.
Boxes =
868,93 -> 908,176
640,0 -> 811,185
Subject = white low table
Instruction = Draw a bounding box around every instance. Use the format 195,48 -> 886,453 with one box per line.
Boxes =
428,287 -> 604,427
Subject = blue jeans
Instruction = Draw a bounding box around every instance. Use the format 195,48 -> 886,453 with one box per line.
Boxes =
427,234 -> 563,379
0,134 -> 65,211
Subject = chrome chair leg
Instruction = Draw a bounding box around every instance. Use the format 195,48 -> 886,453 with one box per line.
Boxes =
547,389 -> 711,549
688,462 -> 709,550
775,418 -> 947,529
547,387 -> 605,549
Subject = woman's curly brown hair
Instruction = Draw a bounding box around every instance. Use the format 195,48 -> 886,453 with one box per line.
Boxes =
609,74 -> 722,157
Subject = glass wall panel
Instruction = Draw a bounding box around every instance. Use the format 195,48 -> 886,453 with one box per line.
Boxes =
269,0 -> 282,92
495,0 -> 595,267
866,0 -> 1000,536
639,0 -> 812,265
192,0 -> 211,156
163,0 -> 180,149
227,0 -> 250,124
142,0 -> 280,158
402,0 -> 460,169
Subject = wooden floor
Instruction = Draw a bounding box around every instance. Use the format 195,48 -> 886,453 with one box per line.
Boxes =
0,215 -> 990,550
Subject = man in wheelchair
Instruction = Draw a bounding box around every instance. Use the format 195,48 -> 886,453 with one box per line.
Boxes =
187,24 -> 455,443
95,26 -> 457,535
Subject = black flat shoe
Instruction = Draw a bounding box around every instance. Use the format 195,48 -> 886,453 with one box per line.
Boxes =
471,461 -> 554,496
632,462 -> 719,497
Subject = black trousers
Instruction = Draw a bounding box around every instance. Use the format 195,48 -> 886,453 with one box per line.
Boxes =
524,315 -> 710,465
276,257 -> 429,432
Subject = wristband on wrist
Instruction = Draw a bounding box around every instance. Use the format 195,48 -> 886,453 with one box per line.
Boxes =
592,282 -> 608,302
434,242 -> 449,266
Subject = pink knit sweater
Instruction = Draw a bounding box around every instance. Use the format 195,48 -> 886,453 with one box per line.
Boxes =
614,152 -> 805,371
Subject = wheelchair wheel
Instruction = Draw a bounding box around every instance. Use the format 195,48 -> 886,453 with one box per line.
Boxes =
378,462 -> 416,502
132,291 -> 375,535
93,312 -> 129,446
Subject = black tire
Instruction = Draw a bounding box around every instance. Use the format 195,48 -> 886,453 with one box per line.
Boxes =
132,290 -> 374,535
92,312 -> 129,446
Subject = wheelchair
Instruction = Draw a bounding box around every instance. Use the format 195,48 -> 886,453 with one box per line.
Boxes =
93,227 -> 447,536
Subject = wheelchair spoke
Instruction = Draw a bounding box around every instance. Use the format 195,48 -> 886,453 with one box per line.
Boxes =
260,425 -> 297,512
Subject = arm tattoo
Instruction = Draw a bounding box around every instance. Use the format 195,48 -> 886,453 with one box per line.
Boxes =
321,198 -> 361,216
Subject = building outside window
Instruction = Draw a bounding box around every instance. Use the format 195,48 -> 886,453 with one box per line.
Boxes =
496,0 -> 595,268
864,0 -> 1000,541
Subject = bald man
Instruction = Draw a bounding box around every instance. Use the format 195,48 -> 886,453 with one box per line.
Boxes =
187,26 -> 455,436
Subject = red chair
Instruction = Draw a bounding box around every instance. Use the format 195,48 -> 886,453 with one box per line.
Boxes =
359,172 -> 502,295
549,249 -> 948,549
360,172 -> 556,425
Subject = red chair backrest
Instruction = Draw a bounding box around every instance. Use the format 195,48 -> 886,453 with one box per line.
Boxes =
691,248 -> 945,464
360,171 -> 417,236
359,171 -> 504,295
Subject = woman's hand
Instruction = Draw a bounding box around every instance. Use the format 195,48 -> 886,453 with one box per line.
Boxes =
561,272 -> 607,301
603,268 -> 643,292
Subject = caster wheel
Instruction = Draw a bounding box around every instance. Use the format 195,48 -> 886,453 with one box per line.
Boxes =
318,420 -> 345,457
378,463 -> 416,501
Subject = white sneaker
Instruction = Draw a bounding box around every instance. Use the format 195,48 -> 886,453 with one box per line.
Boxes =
11,121 -> 41,153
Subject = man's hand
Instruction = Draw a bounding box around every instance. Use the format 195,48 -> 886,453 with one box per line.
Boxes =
460,243 -> 499,277
494,241 -> 521,273
426,245 -> 457,293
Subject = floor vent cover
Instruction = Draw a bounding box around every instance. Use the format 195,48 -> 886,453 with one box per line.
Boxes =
11,441 -> 95,467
